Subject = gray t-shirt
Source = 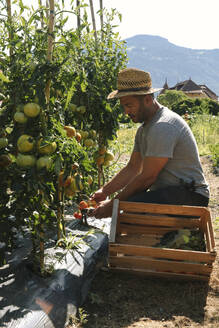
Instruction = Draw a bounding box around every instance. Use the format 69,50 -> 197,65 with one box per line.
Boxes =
133,106 -> 209,198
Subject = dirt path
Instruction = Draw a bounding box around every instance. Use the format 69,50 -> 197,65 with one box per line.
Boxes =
82,156 -> 219,328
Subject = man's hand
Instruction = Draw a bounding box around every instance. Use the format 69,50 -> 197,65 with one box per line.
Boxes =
90,199 -> 113,219
91,188 -> 107,203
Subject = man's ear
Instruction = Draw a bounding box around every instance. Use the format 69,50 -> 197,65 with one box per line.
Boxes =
144,94 -> 153,105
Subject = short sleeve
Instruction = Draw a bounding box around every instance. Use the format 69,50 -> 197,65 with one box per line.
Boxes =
144,122 -> 179,158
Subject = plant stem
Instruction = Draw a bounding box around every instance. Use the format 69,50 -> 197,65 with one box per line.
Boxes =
57,183 -> 63,240
39,216 -> 44,275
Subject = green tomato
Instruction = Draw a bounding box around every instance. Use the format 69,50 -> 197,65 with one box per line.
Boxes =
14,112 -> 28,124
84,138 -> 94,148
80,131 -> 89,139
87,175 -> 93,185
37,138 -> 57,155
104,151 -> 114,162
89,129 -> 97,139
23,103 -> 40,118
16,154 -> 36,168
69,103 -> 77,111
17,134 -> 35,153
77,105 -> 86,114
36,156 -> 53,170
0,137 -> 8,149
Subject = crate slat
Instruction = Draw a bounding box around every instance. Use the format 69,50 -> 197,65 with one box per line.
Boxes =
119,201 -> 208,217
118,213 -> 201,229
109,243 -> 215,263
206,211 -> 215,249
117,224 -> 176,236
110,255 -> 212,275
109,267 -> 210,281
116,234 -> 160,246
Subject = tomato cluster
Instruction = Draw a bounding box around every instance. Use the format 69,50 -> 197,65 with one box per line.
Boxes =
73,199 -> 97,221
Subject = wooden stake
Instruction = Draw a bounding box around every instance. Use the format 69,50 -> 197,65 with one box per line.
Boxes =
45,0 -> 55,104
99,0 -> 103,41
89,0 -> 97,44
39,0 -> 45,29
57,183 -> 65,240
39,217 -> 44,274
6,0 -> 13,58
77,0 -> 81,30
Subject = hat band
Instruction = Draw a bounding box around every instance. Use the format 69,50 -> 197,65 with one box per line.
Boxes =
118,86 -> 150,92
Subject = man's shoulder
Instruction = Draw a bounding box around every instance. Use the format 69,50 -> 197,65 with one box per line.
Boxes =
158,107 -> 187,127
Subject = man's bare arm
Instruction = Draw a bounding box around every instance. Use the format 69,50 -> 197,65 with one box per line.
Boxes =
115,156 -> 168,201
91,156 -> 169,219
92,151 -> 143,202
102,151 -> 143,196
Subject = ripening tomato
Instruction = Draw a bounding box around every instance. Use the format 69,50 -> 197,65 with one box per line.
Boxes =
64,125 -> 76,138
74,211 -> 82,219
79,201 -> 88,210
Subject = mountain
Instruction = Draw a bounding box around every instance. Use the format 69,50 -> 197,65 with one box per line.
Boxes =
124,35 -> 219,97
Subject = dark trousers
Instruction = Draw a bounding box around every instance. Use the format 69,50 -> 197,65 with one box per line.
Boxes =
127,186 -> 209,207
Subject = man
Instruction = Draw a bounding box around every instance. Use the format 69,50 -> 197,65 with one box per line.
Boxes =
91,68 -> 209,219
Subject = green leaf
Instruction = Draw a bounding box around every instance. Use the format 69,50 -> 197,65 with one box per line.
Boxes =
0,71 -> 10,83
54,156 -> 62,175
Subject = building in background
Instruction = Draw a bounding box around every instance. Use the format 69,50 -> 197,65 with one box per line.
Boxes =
161,78 -> 218,101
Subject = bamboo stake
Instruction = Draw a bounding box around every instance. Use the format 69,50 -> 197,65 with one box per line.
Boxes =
76,0 -> 81,41
39,216 -> 45,274
99,0 -> 103,41
57,183 -> 65,241
76,0 -> 81,29
44,0 -> 64,241
6,0 -> 13,58
38,187 -> 45,275
39,0 -> 55,275
89,0 -> 97,44
98,132 -> 105,188
46,0 -> 49,20
45,0 -> 55,104
38,0 -> 45,29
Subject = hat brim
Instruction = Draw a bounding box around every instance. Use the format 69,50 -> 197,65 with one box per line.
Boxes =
107,88 -> 163,99
107,88 -> 163,100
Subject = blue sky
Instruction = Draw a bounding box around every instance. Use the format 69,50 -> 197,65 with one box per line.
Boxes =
22,0 -> 219,50
104,0 -> 219,50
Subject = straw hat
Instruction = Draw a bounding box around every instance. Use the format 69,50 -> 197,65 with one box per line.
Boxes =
107,68 -> 162,99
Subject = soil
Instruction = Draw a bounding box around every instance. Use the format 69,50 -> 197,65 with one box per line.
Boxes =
81,156 -> 219,328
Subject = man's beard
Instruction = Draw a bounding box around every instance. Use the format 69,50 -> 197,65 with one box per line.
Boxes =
128,99 -> 148,123
136,102 -> 147,123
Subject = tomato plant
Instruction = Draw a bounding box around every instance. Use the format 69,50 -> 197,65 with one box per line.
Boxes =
0,0 -> 127,274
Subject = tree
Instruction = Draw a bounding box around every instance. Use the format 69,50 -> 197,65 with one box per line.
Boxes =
157,90 -> 188,109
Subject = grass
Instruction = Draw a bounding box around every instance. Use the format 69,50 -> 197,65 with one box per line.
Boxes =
115,122 -> 139,158
110,114 -> 219,168
106,122 -> 139,180
190,114 -> 219,156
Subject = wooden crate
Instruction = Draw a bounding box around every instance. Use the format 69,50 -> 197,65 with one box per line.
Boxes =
109,200 -> 216,281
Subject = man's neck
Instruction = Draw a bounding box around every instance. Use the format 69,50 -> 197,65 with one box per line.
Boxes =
144,100 -> 161,124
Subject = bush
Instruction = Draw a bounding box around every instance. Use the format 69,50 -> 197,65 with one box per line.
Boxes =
158,90 -> 219,116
